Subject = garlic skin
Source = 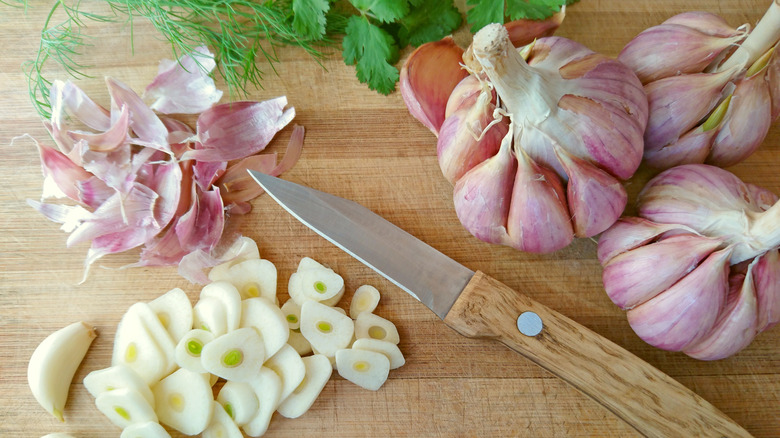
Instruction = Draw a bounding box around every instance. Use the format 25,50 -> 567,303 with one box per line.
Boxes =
399,37 -> 469,136
599,164 -> 780,360
450,25 -> 647,253
619,5 -> 780,169
504,7 -> 566,47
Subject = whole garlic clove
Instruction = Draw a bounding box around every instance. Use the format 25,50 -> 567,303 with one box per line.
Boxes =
627,248 -> 731,351
596,217 -> 695,264
505,149 -> 573,253
504,7 -> 566,47
618,18 -> 746,84
555,148 -> 627,238
643,123 -> 717,169
754,248 -> 780,332
707,55 -> 774,167
683,266 -> 758,361
445,75 -> 488,119
602,234 -> 722,310
452,131 -> 516,246
437,91 -> 508,184
399,37 -> 469,136
662,11 -> 747,37
643,68 -> 737,155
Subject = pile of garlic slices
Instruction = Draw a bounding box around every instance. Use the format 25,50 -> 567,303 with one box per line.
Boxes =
85,237 -> 405,437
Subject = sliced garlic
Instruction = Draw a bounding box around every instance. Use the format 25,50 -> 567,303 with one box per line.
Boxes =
352,338 -> 405,370
83,364 -> 154,406
335,349 -> 390,391
277,354 -> 333,419
287,329 -> 313,356
201,327 -> 265,382
354,312 -> 400,344
174,328 -> 215,373
203,400 -> 243,438
300,300 -> 355,358
265,343 -> 306,402
193,296 -> 228,336
281,299 -> 301,330
349,285 -> 381,319
298,267 -> 345,303
213,258 -> 278,302
217,380 -> 259,426
290,257 -> 344,306
240,297 -> 289,358
152,368 -> 214,436
200,281 -> 242,333
112,303 -> 176,385
207,236 -> 261,281
148,287 -> 192,344
120,421 -> 171,438
242,367 -> 282,438
95,387 -> 157,429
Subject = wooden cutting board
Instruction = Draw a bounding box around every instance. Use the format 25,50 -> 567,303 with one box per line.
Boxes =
1,1 -> 778,436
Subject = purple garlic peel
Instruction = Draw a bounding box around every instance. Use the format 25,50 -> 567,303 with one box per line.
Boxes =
619,2 -> 780,169
599,164 -> 780,360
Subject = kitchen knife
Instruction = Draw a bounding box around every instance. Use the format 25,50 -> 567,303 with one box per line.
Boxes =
248,170 -> 751,438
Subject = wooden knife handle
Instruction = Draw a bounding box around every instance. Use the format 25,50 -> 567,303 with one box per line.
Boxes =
443,271 -> 752,438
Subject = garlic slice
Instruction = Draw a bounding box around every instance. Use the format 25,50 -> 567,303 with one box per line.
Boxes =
201,327 -> 265,382
352,338 -> 406,370
335,349 -> 390,391
242,367 -> 283,438
200,281 -> 242,333
277,354 -> 333,419
152,368 -> 214,436
300,300 -> 355,358
193,296 -> 229,336
95,387 -> 157,429
120,421 -> 171,438
83,364 -> 154,406
349,285 -> 381,319
212,258 -> 278,302
202,400 -> 243,438
265,343 -> 306,402
281,299 -> 301,330
174,329 -> 215,373
240,297 -> 289,358
148,287 -> 193,344
355,312 -> 400,345
112,303 -> 176,385
217,380 -> 259,426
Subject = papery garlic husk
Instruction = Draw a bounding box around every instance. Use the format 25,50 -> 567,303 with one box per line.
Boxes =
618,12 -> 747,84
627,248 -> 731,351
599,164 -> 780,359
437,86 -> 508,184
453,24 -> 646,252
400,37 -> 469,136
603,234 -> 722,310
620,4 -> 780,169
683,266 -> 758,360
452,129 -> 516,245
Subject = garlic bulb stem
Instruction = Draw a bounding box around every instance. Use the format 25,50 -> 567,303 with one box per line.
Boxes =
718,0 -> 780,72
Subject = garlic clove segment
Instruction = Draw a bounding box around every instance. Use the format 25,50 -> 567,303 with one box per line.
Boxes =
627,248 -> 731,351
618,16 -> 746,84
437,88 -> 508,184
399,37 -> 469,136
504,7 -> 566,47
596,217 -> 695,264
602,234 -> 722,309
555,148 -> 627,238
754,248 -> 780,332
505,150 -> 573,253
683,267 -> 758,361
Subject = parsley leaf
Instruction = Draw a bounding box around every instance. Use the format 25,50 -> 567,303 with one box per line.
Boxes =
397,0 -> 462,48
349,0 -> 410,23
342,15 -> 399,95
292,0 -> 330,40
466,0 -> 577,32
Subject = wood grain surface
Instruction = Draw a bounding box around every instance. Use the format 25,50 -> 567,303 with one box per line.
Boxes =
1,1 -> 778,437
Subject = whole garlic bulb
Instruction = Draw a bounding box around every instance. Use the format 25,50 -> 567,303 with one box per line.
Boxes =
618,6 -> 780,169
452,24 -> 647,253
599,164 -> 780,360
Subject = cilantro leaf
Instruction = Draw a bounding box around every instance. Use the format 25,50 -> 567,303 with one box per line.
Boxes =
397,0 -> 462,47
466,0 -> 577,32
292,0 -> 330,39
342,16 -> 399,94
349,0 -> 410,23
466,0 -> 504,33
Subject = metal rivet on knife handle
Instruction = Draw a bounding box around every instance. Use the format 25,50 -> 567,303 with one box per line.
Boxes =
517,311 -> 543,337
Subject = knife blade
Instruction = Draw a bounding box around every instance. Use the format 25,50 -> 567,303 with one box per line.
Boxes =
248,170 -> 751,438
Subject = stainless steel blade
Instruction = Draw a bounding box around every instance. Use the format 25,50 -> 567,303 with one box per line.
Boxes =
249,171 -> 474,319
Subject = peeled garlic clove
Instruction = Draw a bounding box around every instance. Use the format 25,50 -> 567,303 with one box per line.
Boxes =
618,20 -> 745,84
707,61 -> 773,167
603,234 -> 722,309
597,217 -> 694,264
452,130 -> 516,246
683,267 -> 758,360
505,150 -> 573,253
400,37 -> 469,135
643,68 -> 737,154
505,7 -> 565,47
437,92 -> 508,184
754,248 -> 780,332
555,149 -> 627,237
627,248 -> 731,351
